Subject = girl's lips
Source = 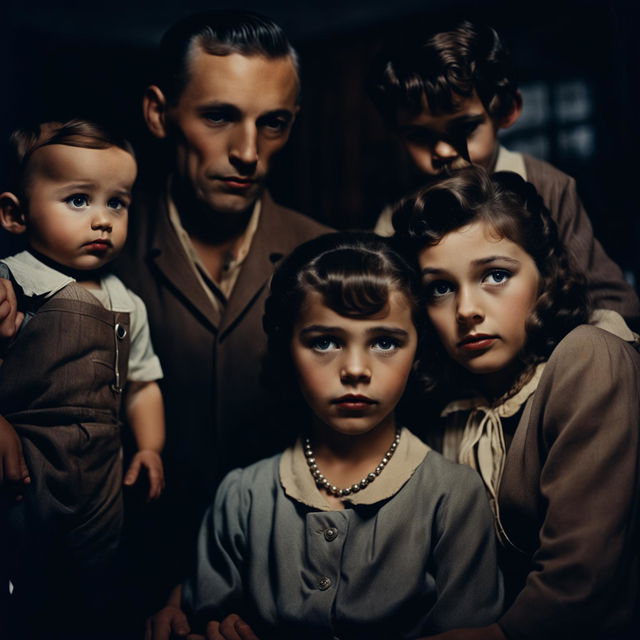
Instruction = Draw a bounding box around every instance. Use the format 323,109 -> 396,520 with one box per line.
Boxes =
332,395 -> 377,410
458,335 -> 498,351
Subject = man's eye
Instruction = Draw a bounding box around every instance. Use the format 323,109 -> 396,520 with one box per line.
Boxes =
66,194 -> 89,208
372,337 -> 399,352
261,116 -> 290,134
203,111 -> 229,124
311,336 -> 339,352
484,270 -> 511,285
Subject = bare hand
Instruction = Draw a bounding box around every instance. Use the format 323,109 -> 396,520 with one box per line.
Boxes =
0,278 -> 23,340
205,614 -> 260,640
123,449 -> 165,500
145,605 -> 192,640
0,416 -> 30,499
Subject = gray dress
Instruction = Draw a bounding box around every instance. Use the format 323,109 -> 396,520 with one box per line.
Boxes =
183,430 -> 503,639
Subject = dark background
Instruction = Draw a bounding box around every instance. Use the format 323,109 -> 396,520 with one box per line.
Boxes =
2,0 -> 639,288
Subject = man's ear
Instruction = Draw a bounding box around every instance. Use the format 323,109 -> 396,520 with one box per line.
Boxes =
498,90 -> 523,130
0,192 -> 27,235
143,85 -> 170,139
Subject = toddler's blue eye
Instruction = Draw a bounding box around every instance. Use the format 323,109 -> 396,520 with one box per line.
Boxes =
107,198 -> 126,211
66,194 -> 89,208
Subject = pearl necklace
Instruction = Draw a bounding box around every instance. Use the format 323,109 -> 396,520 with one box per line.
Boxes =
303,429 -> 402,498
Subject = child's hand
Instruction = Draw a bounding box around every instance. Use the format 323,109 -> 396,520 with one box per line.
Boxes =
145,604 -> 192,640
123,449 -> 165,501
0,416 -> 30,499
0,278 -> 23,340
204,614 -> 260,640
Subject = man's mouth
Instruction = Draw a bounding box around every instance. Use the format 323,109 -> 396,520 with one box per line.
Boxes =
219,176 -> 257,190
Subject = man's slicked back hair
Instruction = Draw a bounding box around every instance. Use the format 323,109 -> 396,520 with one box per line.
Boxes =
157,10 -> 300,104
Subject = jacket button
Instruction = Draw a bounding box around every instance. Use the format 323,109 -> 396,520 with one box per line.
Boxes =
324,527 -> 338,541
115,323 -> 127,340
317,576 -> 332,591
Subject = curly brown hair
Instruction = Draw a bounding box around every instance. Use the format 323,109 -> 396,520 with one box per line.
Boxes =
369,20 -> 518,126
391,166 -> 590,395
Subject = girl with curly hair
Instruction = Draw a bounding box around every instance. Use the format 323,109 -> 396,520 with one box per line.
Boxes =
147,232 -> 503,639
393,166 -> 640,640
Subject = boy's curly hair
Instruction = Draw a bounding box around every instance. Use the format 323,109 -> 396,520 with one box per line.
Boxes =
392,166 -> 590,394
369,20 -> 518,125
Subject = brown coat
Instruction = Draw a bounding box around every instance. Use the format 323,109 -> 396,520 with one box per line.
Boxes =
523,154 -> 640,326
113,186 -> 330,597
116,187 -> 331,488
497,325 -> 640,639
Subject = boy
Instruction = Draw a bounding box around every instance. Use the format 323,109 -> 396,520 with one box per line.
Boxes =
0,120 -> 165,638
369,20 -> 640,327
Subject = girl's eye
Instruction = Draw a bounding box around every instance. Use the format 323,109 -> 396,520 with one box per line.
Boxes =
107,198 -> 127,211
310,336 -> 339,352
66,194 -> 89,208
484,270 -> 511,285
427,281 -> 453,298
372,337 -> 398,352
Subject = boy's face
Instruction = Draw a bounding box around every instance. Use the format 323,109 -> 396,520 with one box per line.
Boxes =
395,93 -> 500,178
155,49 -> 299,216
22,144 -> 135,271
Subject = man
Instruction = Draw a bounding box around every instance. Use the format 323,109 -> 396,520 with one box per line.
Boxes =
112,10 -> 330,613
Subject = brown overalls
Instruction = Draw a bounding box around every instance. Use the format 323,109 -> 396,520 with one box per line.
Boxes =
0,280 -> 129,632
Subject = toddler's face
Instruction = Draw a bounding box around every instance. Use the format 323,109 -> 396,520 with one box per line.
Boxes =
23,144 -> 136,271
395,92 -> 499,178
419,221 -> 540,396
290,290 -> 417,439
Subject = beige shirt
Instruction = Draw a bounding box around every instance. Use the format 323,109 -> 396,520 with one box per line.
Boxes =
167,195 -> 261,322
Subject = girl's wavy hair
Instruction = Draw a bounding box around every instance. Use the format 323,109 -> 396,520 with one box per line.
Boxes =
262,231 -> 424,421
369,20 -> 518,124
392,166 -> 590,393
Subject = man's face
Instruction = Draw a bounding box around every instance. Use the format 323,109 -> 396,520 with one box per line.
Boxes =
395,92 -> 499,177
165,50 -> 299,215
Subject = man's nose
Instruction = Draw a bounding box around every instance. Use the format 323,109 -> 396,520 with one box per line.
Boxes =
229,123 -> 258,170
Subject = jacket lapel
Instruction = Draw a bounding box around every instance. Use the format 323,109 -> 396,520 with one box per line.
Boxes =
148,196 -> 220,332
218,193 -> 287,338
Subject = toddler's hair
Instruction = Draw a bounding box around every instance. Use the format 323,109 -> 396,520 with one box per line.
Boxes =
392,166 -> 590,392
6,119 -> 135,197
369,20 -> 518,125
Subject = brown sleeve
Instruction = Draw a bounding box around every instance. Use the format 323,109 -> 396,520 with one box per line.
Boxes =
524,155 -> 640,328
499,326 -> 640,639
